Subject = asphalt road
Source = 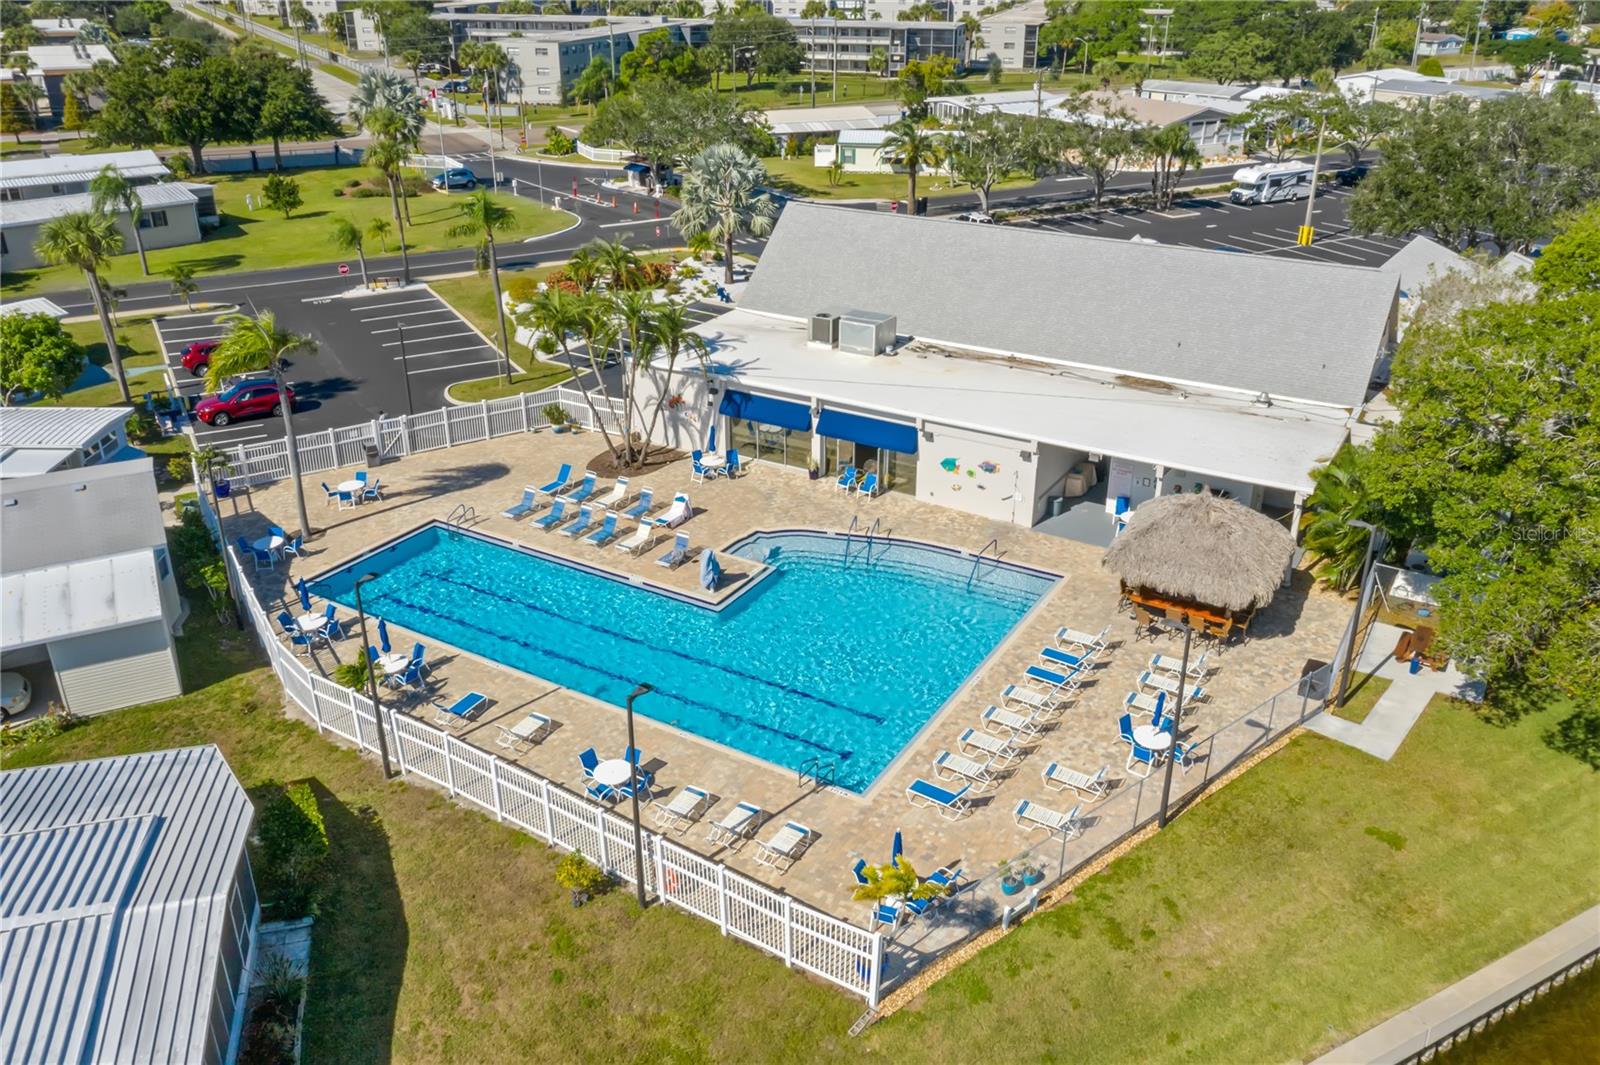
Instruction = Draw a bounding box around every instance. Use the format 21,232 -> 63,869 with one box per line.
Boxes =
1008,183 -> 1410,268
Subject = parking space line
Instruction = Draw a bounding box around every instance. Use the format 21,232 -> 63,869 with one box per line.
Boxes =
405,358 -> 503,376
390,343 -> 492,360
367,317 -> 461,334
360,308 -> 456,322
382,330 -> 476,347
350,296 -> 442,310
1112,211 -> 1152,225
1262,241 -> 1372,264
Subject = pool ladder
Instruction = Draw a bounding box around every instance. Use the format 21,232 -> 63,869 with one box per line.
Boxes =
842,516 -> 881,567
966,538 -> 1001,588
444,504 -> 477,528
798,757 -> 838,791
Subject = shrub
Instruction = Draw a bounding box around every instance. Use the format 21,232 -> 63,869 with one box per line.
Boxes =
123,409 -> 160,442
239,953 -> 304,1065
349,186 -> 384,198
636,259 -> 674,289
399,175 -> 428,197
545,129 -> 575,155
332,662 -> 368,690
332,187 -> 345,197
346,177 -> 362,188
542,402 -> 569,426
165,455 -> 194,483
170,509 -> 230,598
553,851 -> 612,903
0,703 -> 77,750
167,153 -> 192,178
252,781 -> 330,918
505,273 -> 541,303
1416,56 -> 1445,77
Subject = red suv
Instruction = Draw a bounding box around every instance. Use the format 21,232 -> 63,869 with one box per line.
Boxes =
194,380 -> 294,426
180,340 -> 219,376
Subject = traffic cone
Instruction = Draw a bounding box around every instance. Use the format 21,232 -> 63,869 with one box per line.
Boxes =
611,195 -> 617,208
632,200 -> 638,214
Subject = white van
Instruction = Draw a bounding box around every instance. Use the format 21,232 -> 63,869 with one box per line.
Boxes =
1229,161 -> 1315,205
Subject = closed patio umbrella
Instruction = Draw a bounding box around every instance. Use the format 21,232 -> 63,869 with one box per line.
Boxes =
297,578 -> 312,612
377,617 -> 391,654
891,829 -> 903,865
700,549 -> 721,591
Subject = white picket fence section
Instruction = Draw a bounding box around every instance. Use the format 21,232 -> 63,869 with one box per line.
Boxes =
217,537 -> 883,1004
220,386 -> 623,488
575,141 -> 632,164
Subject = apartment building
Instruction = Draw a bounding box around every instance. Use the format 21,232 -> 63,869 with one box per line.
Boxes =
792,18 -> 965,76
978,0 -> 1048,70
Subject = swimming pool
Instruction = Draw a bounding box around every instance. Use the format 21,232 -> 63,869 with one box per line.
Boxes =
310,525 -> 1057,792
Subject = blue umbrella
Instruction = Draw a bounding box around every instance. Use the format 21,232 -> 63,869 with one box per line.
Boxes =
707,425 -> 717,452
296,578 -> 311,613
700,549 -> 721,591
1154,689 -> 1167,723
377,618 -> 391,655
891,829 -> 903,866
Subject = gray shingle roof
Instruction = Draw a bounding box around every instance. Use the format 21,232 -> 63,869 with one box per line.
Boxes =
1,746 -> 255,1065
740,202 -> 1397,407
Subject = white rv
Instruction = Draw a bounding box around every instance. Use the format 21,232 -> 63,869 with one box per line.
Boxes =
1229,161 -> 1315,205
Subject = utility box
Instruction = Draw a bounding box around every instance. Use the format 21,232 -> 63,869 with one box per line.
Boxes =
837,310 -> 897,356
809,311 -> 840,347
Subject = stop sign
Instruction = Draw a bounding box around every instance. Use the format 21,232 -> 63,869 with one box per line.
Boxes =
338,263 -> 350,276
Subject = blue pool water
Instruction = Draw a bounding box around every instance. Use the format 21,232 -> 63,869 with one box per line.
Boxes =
310,526 -> 1056,792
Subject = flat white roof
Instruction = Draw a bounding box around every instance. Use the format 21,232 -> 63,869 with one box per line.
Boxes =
19,43 -> 115,72
0,548 -> 166,651
697,308 -> 1349,495
0,448 -> 76,478
0,406 -> 128,450
0,180 -> 196,229
0,149 -> 169,190
0,297 -> 68,319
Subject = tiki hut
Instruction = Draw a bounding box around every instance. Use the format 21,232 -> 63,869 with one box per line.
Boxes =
1102,492 -> 1295,638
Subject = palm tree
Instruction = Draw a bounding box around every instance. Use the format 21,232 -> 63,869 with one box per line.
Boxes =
350,72 -> 422,224
1142,122 -> 1201,210
206,310 -> 318,538
447,190 -> 517,380
328,217 -> 370,288
88,165 -> 149,275
34,211 -> 129,402
360,106 -> 413,284
573,298 -> 627,461
1303,447 -> 1379,592
880,119 -> 941,215
685,230 -> 715,263
593,238 -> 641,290
637,302 -> 709,463
366,217 -> 392,252
476,41 -> 511,146
612,289 -> 658,464
516,286 -> 617,442
563,244 -> 603,293
167,263 -> 199,310
670,144 -> 778,287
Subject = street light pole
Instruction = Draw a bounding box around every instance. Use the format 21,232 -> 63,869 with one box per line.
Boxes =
1156,617 -> 1192,829
1074,36 -> 1092,78
1335,520 -> 1379,708
397,322 -> 414,416
353,574 -> 394,779
625,683 -> 654,909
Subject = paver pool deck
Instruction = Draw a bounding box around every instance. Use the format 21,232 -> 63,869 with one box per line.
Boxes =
222,429 -> 1347,977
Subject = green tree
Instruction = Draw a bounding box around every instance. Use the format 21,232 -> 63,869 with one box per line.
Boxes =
206,310 -> 318,537
0,81 -> 34,141
868,47 -> 889,79
800,0 -> 828,16
636,302 -> 709,464
88,164 -> 149,276
671,143 -> 778,286
611,288 -> 659,465
709,8 -> 802,87
366,217 -> 392,253
1184,30 -> 1274,84
572,297 -> 628,460
897,55 -> 956,115
167,263 -> 199,310
515,286 -> 618,453
33,211 -> 128,402
1302,446 -> 1387,592
0,312 -> 86,406
945,111 -> 1039,214
328,217 -> 370,288
587,78 -> 765,176
261,173 -> 303,219
1326,92 -> 1402,168
1530,204 -> 1600,296
59,84 -> 86,131
1349,89 -> 1600,253
359,106 -> 414,283
570,55 -> 612,108
447,190 -> 518,380
1053,92 -> 1138,206
592,238 -> 642,291
1416,56 -> 1445,76
880,118 -> 942,213
1142,121 -> 1202,210
256,62 -> 340,170
349,69 -> 422,223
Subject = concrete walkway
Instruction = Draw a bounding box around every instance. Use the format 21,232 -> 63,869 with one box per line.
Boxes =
1305,622 -> 1484,760
1313,905 -> 1600,1064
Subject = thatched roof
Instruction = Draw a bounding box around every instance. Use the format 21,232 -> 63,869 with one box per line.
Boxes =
1102,493 -> 1295,613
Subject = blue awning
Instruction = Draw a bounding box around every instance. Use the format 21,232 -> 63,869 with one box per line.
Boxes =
718,390 -> 812,432
816,409 -> 919,454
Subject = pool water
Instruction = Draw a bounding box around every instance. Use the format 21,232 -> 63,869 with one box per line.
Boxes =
311,526 -> 1056,792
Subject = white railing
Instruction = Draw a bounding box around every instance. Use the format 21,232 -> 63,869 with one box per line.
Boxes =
219,386 -> 623,488
212,528 -> 882,1004
575,141 -> 632,164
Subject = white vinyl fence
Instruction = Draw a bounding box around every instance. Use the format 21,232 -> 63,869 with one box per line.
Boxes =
220,386 -> 623,488
213,529 -> 883,1005
575,141 -> 632,164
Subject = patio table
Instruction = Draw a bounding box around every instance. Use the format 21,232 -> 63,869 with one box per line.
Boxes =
252,534 -> 285,556
337,479 -> 366,496
592,758 -> 634,789
294,612 -> 329,635
700,452 -> 726,470
1132,725 -> 1173,752
377,653 -> 409,676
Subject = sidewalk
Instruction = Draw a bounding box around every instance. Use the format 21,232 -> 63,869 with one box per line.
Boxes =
1304,622 -> 1484,760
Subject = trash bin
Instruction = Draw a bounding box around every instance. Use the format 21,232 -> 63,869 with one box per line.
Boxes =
1047,496 -> 1067,518
364,443 -> 384,468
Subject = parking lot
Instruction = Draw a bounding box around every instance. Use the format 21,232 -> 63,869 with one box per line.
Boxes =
1012,185 -> 1410,268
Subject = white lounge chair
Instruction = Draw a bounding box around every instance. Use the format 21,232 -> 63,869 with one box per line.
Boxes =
933,749 -> 995,789
655,531 -> 690,568
1042,763 -> 1109,802
706,800 -> 761,847
1000,683 -> 1066,717
1055,624 -> 1109,653
957,727 -> 1023,767
904,778 -> 972,820
981,704 -> 1043,737
501,486 -> 538,520
592,476 -> 630,510
1014,799 -> 1083,839
656,492 -> 691,528
1138,670 -> 1205,702
1124,690 -> 1163,717
1149,651 -> 1210,679
614,521 -> 656,556
651,785 -> 710,833
494,711 -> 553,753
753,820 -> 812,871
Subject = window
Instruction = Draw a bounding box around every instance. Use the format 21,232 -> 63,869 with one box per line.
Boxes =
537,85 -> 552,95
535,46 -> 548,55
1003,41 -> 1015,49
536,67 -> 550,75
140,210 -> 169,229
0,188 -> 18,201
840,147 -> 856,164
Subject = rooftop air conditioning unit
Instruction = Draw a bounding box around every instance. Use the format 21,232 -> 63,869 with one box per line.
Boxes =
809,311 -> 840,347
837,310 -> 897,356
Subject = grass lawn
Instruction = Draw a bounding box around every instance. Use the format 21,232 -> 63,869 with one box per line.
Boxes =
4,168 -> 572,296
446,365 -> 573,403
1332,674 -> 1393,724
1440,961 -> 1600,1064
760,155 -> 1034,202
30,318 -> 167,409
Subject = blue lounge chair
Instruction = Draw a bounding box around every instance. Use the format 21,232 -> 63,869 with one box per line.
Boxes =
834,465 -> 857,492
1025,664 -> 1074,692
856,472 -> 879,497
1118,713 -> 1135,746
904,778 -> 972,820
533,498 -> 568,531
536,463 -> 572,497
872,902 -> 901,931
656,531 -> 690,568
432,691 -> 488,729
623,488 -> 654,520
926,866 -> 963,892
563,471 -> 597,504
377,618 -> 392,654
502,487 -> 539,520
1039,646 -> 1093,672
584,511 -> 620,547
559,505 -> 596,538
852,858 -> 870,886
